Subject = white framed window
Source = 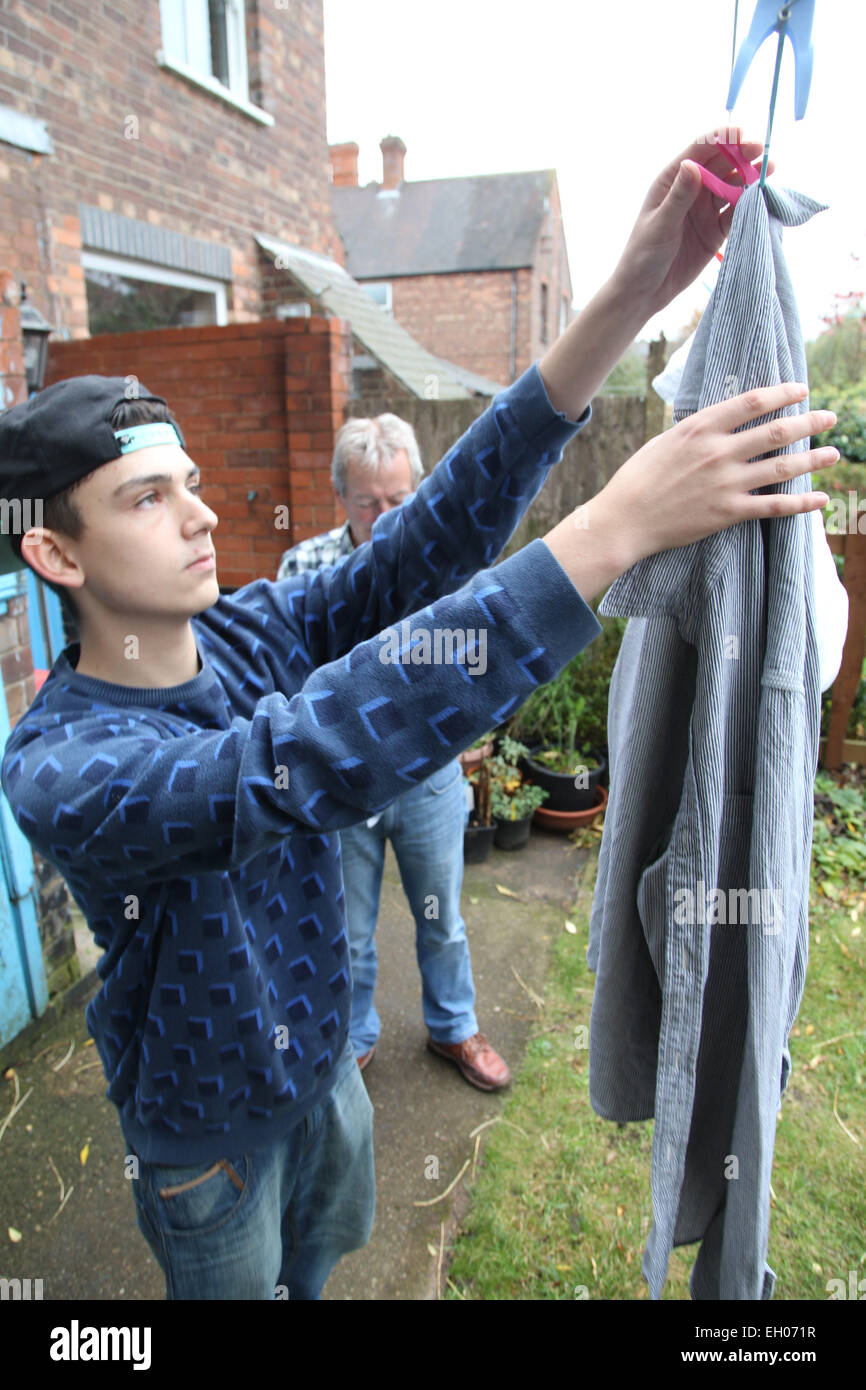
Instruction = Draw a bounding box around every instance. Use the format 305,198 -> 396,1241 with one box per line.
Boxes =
560,294 -> 570,335
81,251 -> 228,334
361,282 -> 393,316
157,0 -> 273,126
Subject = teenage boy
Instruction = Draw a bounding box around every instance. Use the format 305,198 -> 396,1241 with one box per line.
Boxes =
0,132 -> 838,1300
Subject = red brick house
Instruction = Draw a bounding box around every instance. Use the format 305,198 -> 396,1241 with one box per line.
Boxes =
330,136 -> 575,386
0,0 -> 483,1042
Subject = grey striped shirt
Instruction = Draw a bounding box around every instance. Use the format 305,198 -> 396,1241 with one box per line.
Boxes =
588,183 -> 827,1300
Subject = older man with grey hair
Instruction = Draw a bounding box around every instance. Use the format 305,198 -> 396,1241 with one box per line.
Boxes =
277,412 -> 511,1091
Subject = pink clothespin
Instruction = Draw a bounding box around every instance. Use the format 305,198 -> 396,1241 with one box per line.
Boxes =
691,138 -> 760,207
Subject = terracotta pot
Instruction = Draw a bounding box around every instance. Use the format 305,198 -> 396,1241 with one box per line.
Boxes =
458,740 -> 493,773
532,784 -> 608,832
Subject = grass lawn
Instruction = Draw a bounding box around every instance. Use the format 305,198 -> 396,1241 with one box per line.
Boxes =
444,814 -> 866,1301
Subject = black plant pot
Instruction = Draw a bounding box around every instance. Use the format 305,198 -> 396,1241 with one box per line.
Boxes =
493,813 -> 533,851
524,747 -> 607,812
463,821 -> 496,863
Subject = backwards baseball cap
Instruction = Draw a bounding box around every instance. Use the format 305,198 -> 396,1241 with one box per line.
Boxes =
0,374 -> 186,557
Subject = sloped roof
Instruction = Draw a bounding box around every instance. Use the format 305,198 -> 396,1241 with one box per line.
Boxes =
256,234 -> 481,399
332,170 -> 556,279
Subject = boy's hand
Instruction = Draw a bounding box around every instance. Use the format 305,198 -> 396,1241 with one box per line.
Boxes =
543,383 -> 838,603
610,127 -> 773,318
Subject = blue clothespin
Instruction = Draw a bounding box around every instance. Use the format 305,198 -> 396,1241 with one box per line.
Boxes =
726,0 -> 816,187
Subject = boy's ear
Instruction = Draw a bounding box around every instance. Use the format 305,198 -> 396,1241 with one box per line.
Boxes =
21,527 -> 85,592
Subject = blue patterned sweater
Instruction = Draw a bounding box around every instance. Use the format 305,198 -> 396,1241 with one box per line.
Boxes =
2,363 -> 601,1164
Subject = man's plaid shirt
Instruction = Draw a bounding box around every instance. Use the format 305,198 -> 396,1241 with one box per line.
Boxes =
277,521 -> 355,579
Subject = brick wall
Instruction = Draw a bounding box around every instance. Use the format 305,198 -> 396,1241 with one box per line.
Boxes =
0,0 -> 340,342
389,268 -> 533,386
0,284 -> 28,409
42,317 -> 352,584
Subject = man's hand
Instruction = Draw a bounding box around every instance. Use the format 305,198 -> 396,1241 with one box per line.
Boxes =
609,127 -> 773,319
542,383 -> 838,604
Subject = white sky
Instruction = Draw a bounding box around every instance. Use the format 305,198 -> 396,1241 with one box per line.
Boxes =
323,0 -> 864,344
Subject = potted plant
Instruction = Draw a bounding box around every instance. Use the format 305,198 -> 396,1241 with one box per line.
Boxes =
458,730 -> 495,774
489,736 -> 549,850
463,760 -> 496,863
509,665 -> 607,811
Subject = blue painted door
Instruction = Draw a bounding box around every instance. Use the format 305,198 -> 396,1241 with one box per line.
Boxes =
0,569 -> 51,1045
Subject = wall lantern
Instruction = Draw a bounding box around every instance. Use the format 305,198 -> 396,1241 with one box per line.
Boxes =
19,281 -> 54,394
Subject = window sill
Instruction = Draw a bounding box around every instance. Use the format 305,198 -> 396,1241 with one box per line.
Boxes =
156,50 -> 274,126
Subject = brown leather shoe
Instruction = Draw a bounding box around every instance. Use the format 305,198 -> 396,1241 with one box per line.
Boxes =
356,1045 -> 376,1072
427,1032 -> 511,1091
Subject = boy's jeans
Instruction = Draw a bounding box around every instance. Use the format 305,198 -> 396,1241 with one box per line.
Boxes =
337,758 -> 477,1054
129,1037 -> 374,1299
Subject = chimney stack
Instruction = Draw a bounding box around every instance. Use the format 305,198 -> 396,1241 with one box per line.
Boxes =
329,142 -> 359,187
380,135 -> 406,190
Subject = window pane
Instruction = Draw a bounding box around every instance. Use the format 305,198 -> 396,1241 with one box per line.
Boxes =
208,0 -> 230,87
361,282 -> 392,315
84,269 -> 217,334
160,0 -> 188,63
186,0 -> 212,74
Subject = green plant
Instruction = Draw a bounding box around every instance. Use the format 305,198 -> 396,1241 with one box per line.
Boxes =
531,746 -> 600,776
478,735 -> 549,821
491,780 -> 549,821
810,768 -> 866,905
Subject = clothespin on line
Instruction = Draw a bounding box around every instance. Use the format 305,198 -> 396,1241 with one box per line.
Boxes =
726,0 -> 816,187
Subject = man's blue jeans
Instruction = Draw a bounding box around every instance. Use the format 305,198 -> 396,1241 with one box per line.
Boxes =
337,758 -> 477,1054
129,1037 -> 374,1299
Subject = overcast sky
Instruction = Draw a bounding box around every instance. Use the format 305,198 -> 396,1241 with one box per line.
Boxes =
322,0 -> 863,344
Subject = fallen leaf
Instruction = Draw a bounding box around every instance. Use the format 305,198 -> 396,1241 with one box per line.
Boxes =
8,1227 -> 21,1243
616,1205 -> 624,1217
84,1039 -> 94,1048
495,884 -> 520,899
805,1024 -> 815,1036
426,1243 -> 438,1258
80,1143 -> 90,1166
469,897 -> 479,905
564,920 -> 577,934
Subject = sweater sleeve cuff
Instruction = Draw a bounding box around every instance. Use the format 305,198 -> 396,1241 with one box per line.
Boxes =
503,361 -> 593,454
494,535 -> 603,665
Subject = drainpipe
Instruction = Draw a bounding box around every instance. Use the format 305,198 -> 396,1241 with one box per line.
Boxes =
509,270 -> 517,383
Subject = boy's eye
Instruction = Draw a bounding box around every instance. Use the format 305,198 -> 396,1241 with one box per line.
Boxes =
135,482 -> 202,508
